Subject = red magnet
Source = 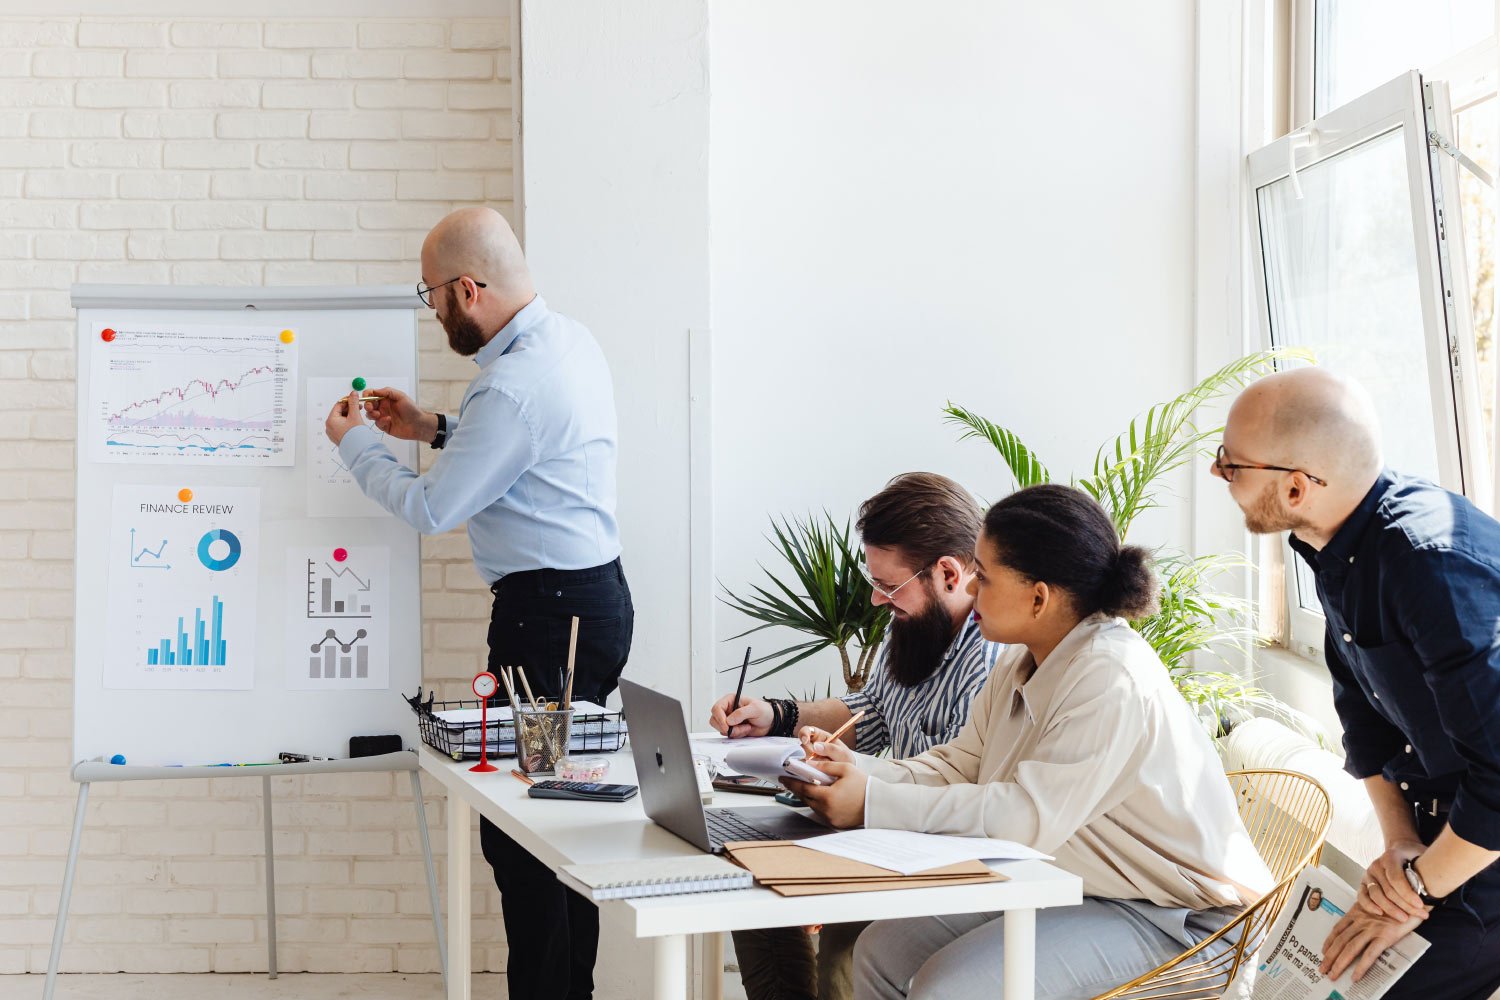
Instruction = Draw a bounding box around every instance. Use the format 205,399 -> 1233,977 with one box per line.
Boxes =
100,328 -> 116,342
332,547 -> 348,562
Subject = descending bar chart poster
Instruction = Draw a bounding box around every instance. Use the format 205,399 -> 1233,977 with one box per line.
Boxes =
88,323 -> 298,465
103,485 -> 261,690
306,376 -> 415,518
285,545 -> 390,690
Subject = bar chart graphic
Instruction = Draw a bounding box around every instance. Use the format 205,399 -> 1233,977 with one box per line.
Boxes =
145,595 -> 227,666
286,546 -> 390,690
308,628 -> 369,679
306,558 -> 373,618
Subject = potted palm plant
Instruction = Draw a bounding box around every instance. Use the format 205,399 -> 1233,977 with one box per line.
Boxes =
944,347 -> 1322,738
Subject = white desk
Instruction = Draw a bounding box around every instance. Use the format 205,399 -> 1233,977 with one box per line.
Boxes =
418,744 -> 1082,1000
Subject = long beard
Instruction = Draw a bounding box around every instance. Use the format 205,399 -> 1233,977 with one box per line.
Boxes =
442,290 -> 490,356
1243,479 -> 1310,535
884,583 -> 959,688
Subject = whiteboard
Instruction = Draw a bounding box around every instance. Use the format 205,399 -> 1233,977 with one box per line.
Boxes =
71,284 -> 424,765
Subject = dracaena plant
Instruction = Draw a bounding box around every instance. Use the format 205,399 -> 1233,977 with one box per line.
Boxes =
944,348 -> 1324,740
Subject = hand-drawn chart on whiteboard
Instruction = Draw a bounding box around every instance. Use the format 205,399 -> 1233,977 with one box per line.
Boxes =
286,546 -> 391,690
88,324 -> 298,465
103,485 -> 261,690
306,376 -> 416,518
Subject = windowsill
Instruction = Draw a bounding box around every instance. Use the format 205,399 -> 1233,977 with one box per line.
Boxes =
1248,642 -> 1345,745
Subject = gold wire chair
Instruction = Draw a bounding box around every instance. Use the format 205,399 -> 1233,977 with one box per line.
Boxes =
1090,768 -> 1334,1000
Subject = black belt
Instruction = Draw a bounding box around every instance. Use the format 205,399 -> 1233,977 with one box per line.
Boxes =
488,558 -> 624,597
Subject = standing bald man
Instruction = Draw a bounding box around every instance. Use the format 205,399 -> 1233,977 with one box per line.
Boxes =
326,206 -> 633,1000
1214,368 -> 1500,1000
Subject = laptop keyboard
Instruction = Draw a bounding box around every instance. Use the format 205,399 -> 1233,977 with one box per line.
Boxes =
705,809 -> 779,848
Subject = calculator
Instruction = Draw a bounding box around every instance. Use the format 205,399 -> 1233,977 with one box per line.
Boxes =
527,779 -> 639,802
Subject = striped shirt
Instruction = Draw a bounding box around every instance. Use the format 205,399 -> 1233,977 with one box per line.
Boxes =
839,615 -> 1001,759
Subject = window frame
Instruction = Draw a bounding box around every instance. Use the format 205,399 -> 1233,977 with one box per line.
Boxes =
1248,69 -> 1486,656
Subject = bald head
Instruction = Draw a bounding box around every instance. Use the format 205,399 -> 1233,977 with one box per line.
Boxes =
1227,368 -> 1382,488
422,206 -> 534,307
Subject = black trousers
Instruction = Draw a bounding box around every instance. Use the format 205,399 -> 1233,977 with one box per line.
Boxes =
1384,804 -> 1500,1000
478,559 -> 633,1000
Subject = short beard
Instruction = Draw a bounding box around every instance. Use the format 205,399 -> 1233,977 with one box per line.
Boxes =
442,287 -> 490,357
883,578 -> 958,688
1242,479 -> 1311,535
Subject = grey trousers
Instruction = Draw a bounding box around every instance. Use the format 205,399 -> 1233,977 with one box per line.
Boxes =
732,921 -> 871,1000
853,898 -> 1237,1000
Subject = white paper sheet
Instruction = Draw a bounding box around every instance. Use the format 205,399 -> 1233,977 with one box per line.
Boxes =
103,484 -> 262,690
89,323 -> 297,466
286,545 -> 391,690
305,375 -> 415,518
688,732 -> 801,777
797,829 -> 1052,876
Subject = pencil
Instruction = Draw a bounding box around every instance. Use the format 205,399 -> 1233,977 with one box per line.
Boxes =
516,666 -> 541,711
807,709 -> 865,759
497,665 -> 520,709
562,616 -> 579,710
731,646 -> 751,715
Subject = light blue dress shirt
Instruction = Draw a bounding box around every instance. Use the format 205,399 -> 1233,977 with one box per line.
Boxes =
338,295 -> 623,584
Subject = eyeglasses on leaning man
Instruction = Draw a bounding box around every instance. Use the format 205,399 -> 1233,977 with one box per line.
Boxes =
1212,444 -> 1328,487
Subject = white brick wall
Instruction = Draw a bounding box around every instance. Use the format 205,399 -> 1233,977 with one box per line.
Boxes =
0,14 -> 515,975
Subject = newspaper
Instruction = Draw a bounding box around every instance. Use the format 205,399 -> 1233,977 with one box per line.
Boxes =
1253,865 -> 1429,1000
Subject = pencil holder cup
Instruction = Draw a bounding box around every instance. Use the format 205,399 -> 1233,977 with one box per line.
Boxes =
514,706 -> 573,774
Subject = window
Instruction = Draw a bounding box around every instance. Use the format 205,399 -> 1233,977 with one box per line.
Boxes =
1312,0 -> 1494,116
1252,53 -> 1490,655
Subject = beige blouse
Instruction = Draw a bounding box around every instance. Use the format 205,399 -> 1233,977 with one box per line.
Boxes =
860,613 -> 1273,909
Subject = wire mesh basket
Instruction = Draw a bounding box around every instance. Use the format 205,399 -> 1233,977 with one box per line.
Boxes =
406,688 -> 626,762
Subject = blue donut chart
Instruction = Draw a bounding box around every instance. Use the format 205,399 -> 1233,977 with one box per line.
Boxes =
197,529 -> 242,572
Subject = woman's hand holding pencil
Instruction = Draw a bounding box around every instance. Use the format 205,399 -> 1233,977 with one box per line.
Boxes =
798,709 -> 864,762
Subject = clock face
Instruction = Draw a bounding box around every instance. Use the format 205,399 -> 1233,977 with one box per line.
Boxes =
472,672 -> 499,699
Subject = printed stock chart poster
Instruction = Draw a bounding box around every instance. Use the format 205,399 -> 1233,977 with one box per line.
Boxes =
103,484 -> 262,690
88,324 -> 298,465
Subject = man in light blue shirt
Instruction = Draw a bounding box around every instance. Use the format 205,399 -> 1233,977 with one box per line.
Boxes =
325,206 -> 633,1000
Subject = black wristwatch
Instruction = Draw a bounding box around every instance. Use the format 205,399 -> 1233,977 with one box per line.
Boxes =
430,413 -> 448,450
1402,857 -> 1451,907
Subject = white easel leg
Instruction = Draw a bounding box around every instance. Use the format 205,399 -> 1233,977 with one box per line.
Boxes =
43,782 -> 89,1000
653,935 -> 688,1000
703,931 -> 724,1000
447,795 -> 471,1000
410,769 -> 447,988
262,775 -> 278,979
1002,908 -> 1036,1000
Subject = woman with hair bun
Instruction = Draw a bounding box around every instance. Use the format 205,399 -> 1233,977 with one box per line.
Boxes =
785,484 -> 1272,1000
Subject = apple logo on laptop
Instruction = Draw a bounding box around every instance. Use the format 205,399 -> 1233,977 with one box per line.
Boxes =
655,749 -> 666,773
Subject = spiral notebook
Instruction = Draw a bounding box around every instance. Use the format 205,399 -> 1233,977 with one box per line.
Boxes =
558,856 -> 753,901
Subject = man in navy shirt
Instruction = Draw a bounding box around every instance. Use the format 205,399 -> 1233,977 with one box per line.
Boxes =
1215,368 -> 1500,1000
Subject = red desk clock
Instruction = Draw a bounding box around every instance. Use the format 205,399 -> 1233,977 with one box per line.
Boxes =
470,671 -> 500,773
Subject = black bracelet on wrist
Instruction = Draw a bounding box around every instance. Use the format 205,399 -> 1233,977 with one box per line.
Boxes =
785,699 -> 800,737
430,413 -> 448,450
769,698 -> 785,736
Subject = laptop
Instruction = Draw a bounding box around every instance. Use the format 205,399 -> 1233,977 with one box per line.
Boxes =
619,679 -> 829,854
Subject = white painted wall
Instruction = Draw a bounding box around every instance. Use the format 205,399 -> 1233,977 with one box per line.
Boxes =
518,2 -> 709,995
708,0 -> 1200,697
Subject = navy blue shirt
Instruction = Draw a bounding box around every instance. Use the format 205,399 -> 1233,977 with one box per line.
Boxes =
1289,470 -> 1500,850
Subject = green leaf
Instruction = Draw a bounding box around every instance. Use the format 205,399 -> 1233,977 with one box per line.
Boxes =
941,403 -> 1051,488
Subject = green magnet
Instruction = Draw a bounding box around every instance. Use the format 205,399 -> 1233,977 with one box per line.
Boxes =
351,377 -> 367,391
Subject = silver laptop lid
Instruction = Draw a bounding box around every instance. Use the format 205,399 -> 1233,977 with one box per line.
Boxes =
619,679 -> 713,852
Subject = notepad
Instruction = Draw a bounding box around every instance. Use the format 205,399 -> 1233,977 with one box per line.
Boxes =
558,856 -> 754,901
